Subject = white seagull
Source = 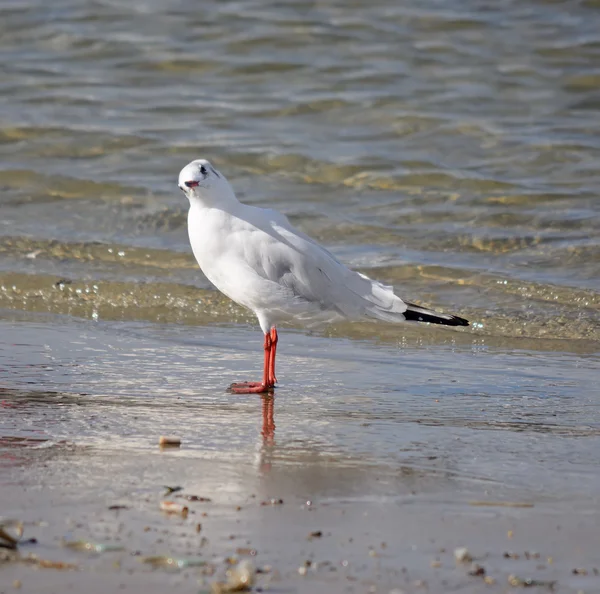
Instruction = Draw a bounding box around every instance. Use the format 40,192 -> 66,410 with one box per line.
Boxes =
178,159 -> 469,394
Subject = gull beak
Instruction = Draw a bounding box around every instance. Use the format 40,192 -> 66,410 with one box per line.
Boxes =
184,180 -> 200,188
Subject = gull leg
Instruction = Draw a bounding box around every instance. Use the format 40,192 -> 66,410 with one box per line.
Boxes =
229,333 -> 274,394
268,327 -> 278,386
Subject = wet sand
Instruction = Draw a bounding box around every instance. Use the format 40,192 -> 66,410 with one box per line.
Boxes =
2,445 -> 600,594
2,312 -> 599,593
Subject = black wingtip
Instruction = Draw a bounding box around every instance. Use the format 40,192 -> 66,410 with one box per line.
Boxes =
446,315 -> 470,327
403,302 -> 469,327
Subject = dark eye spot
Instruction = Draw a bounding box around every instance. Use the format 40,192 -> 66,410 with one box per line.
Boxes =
200,165 -> 207,175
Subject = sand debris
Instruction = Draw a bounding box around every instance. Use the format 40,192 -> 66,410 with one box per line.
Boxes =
62,539 -> 125,553
0,549 -> 19,564
468,563 -> 486,576
468,500 -> 534,508
0,519 -> 24,549
36,558 -> 78,570
454,547 -> 473,563
260,498 -> 283,506
160,501 -> 189,518
1,549 -> 77,571
504,550 -> 541,560
211,559 -> 255,593
235,548 -> 257,556
159,436 -> 181,447
176,494 -> 212,502
508,574 -> 556,588
142,555 -> 206,570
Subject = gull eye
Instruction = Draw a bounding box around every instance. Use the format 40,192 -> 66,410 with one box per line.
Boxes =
200,165 -> 208,175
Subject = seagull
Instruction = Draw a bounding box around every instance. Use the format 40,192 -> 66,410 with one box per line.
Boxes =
178,159 -> 469,394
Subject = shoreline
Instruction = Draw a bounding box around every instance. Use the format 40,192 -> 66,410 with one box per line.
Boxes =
2,445 -> 600,594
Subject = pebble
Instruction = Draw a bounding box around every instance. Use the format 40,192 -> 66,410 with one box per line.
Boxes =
159,436 -> 181,447
454,547 -> 473,563
468,563 -> 485,576
159,501 -> 189,518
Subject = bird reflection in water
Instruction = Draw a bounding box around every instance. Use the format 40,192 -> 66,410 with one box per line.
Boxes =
261,395 -> 275,442
257,395 -> 276,473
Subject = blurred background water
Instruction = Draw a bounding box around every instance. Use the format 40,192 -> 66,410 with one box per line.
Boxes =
1,0 -> 599,500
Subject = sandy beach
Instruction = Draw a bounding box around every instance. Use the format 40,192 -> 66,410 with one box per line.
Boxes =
2,431 -> 600,594
2,314 -> 599,593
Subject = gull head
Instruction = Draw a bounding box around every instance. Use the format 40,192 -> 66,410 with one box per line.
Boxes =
178,159 -> 236,207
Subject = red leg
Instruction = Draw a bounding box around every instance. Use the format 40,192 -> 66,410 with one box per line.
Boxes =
268,327 -> 278,386
229,333 -> 274,394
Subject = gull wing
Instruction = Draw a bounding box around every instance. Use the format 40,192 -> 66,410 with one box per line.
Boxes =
242,206 -> 410,323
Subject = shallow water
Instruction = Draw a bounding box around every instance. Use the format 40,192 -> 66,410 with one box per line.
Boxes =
2,311 -> 599,501
1,310 -> 600,592
0,2 -> 600,588
1,0 -> 599,340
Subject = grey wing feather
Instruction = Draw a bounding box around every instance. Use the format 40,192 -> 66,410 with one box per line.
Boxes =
266,215 -> 409,323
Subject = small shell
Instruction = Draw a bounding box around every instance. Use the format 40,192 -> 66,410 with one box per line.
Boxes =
225,559 -> 255,591
160,501 -> 189,518
0,519 -> 24,549
454,547 -> 473,563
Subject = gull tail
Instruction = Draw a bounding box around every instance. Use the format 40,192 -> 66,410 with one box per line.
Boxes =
403,301 -> 469,327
